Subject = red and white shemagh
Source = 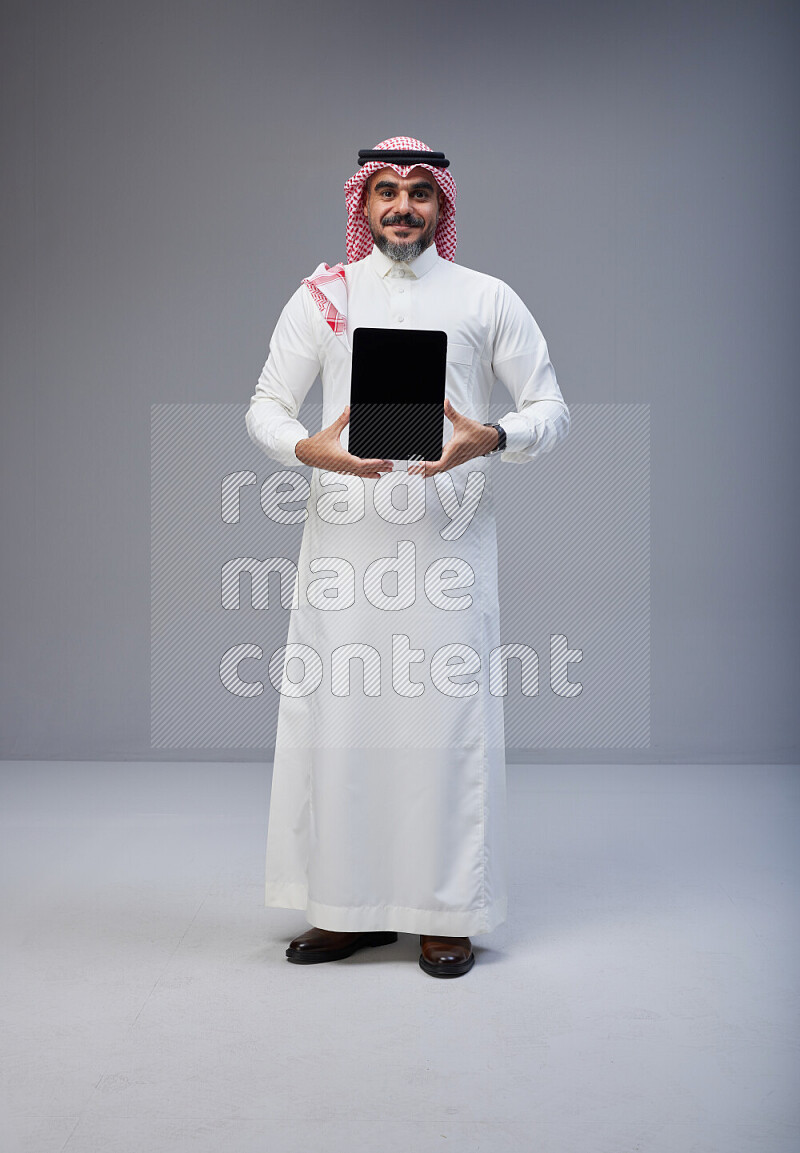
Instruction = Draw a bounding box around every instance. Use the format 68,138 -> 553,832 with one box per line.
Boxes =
302,136 -> 457,336
301,263 -> 348,336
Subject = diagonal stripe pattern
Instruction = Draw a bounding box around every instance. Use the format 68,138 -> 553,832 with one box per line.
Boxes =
347,402 -> 446,461
151,402 -> 649,750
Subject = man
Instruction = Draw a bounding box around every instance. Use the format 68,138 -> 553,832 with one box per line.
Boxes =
246,136 -> 569,978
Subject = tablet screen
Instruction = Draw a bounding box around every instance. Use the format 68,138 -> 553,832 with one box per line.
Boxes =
348,327 -> 447,460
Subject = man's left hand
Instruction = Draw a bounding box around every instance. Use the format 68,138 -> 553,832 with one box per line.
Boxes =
418,398 -> 498,476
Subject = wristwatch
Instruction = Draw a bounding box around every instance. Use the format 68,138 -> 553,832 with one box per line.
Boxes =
483,422 -> 507,456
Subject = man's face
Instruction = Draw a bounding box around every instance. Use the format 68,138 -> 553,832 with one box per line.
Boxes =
362,166 -> 441,262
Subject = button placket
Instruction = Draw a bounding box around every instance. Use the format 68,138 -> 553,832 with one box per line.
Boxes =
388,266 -> 413,325
406,273 -> 415,324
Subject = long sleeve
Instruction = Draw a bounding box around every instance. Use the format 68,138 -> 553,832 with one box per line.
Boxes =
490,280 -> 570,464
246,285 -> 322,467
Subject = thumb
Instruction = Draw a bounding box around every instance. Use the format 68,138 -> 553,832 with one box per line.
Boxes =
444,397 -> 460,420
335,405 -> 351,426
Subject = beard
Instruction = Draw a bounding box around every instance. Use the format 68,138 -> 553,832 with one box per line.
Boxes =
370,211 -> 438,262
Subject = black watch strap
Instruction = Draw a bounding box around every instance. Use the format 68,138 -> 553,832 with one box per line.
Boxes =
483,422 -> 506,455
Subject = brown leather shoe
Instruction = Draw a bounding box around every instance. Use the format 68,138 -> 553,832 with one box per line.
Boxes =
286,926 -> 398,964
419,934 -> 475,978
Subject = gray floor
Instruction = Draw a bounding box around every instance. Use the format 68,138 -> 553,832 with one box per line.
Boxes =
0,762 -> 797,1153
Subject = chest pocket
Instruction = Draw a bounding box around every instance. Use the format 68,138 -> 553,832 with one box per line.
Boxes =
445,341 -> 476,412
446,342 -> 474,367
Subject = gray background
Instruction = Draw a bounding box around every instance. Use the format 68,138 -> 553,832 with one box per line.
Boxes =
1,0 -> 797,761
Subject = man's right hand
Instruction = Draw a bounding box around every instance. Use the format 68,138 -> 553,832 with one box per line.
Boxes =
294,405 -> 394,478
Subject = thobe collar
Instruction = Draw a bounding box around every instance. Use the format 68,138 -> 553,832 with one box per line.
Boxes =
368,242 -> 440,280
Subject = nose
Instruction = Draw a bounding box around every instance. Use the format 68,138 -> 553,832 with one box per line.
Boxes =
396,190 -> 411,212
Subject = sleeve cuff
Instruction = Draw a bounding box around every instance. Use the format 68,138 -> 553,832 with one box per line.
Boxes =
245,405 -> 310,467
278,425 -> 309,464
497,411 -> 535,454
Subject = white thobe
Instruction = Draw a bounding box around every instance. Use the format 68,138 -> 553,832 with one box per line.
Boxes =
246,242 -> 569,935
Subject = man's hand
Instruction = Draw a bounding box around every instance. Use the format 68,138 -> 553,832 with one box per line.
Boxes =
419,398 -> 498,476
295,405 -> 394,478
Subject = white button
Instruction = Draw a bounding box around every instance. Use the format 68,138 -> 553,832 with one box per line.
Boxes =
398,287 -> 405,294
397,316 -> 405,322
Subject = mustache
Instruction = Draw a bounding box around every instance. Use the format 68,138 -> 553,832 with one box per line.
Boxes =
381,212 -> 426,228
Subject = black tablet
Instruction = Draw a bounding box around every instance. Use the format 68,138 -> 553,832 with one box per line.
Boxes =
348,327 -> 447,461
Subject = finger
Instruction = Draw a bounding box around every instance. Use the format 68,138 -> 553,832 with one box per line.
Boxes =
338,452 -> 393,476
424,456 -> 455,476
441,435 -> 475,468
424,445 -> 454,476
323,411 -> 350,445
349,453 -> 393,471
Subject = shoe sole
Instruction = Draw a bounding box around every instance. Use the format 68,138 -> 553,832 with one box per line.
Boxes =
418,951 -> 475,978
286,930 -> 398,964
